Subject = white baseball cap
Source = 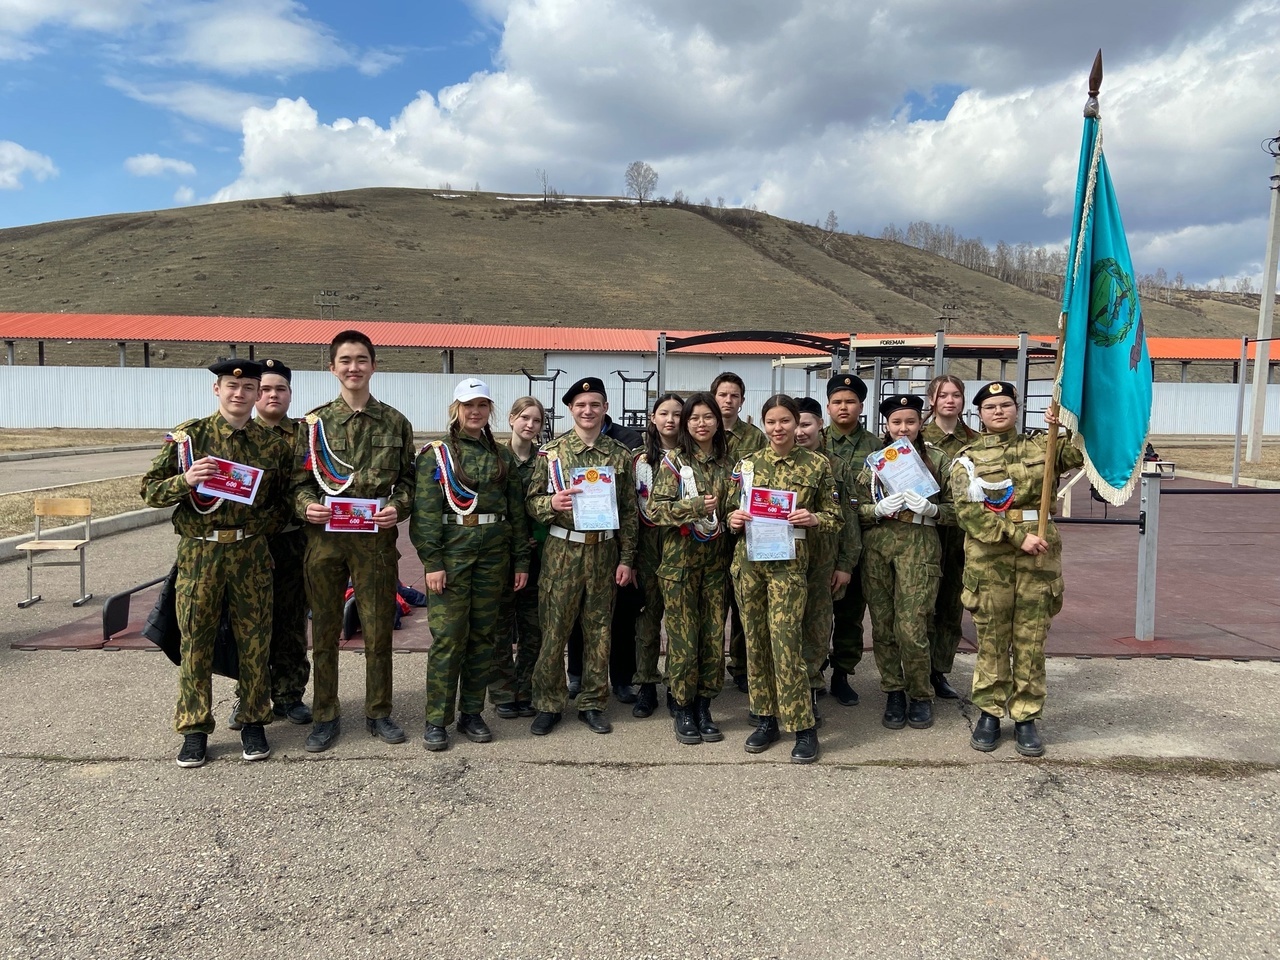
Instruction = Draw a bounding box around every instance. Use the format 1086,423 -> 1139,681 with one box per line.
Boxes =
453,378 -> 492,403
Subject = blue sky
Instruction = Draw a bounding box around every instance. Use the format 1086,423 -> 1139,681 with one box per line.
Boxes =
3,0 -> 1280,288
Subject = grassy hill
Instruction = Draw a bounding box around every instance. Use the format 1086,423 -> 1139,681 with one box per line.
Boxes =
0,187 -> 1259,373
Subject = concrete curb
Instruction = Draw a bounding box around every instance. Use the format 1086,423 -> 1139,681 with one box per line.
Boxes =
1175,470 -> 1280,489
0,506 -> 174,564
0,443 -> 156,462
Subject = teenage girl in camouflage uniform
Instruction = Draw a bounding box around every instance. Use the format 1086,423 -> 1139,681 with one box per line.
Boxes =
728,394 -> 843,764
855,394 -> 954,732
631,393 -> 684,719
950,382 -> 1082,758
489,397 -> 547,720
411,379 -> 530,752
645,392 -> 735,746
921,375 -> 979,701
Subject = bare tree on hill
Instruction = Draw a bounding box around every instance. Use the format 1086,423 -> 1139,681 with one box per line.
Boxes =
625,161 -> 659,203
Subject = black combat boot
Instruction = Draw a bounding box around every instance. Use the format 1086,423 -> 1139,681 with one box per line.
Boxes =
831,669 -> 859,706
673,704 -> 702,745
930,670 -> 960,700
882,691 -> 907,729
695,696 -> 724,742
906,699 -> 933,729
632,683 -> 658,718
970,712 -> 1001,752
790,727 -> 819,764
1014,720 -> 1045,757
744,715 -> 780,754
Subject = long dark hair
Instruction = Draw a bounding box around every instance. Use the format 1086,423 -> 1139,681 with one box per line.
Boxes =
446,399 -> 507,485
677,392 -> 727,461
644,392 -> 684,467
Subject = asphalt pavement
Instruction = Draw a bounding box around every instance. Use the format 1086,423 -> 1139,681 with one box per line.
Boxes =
0,448 -> 157,495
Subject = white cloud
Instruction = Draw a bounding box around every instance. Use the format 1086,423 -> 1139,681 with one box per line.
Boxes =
173,185 -> 196,203
0,139 -> 56,189
107,77 -> 268,130
125,153 -> 196,177
157,0 -> 346,76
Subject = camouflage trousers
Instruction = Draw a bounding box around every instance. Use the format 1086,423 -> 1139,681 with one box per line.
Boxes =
803,531 -> 838,689
862,522 -> 941,701
633,530 -> 666,685
531,535 -> 618,714
725,590 -> 747,678
304,526 -> 399,722
175,535 -> 273,734
961,531 -> 1065,722
426,524 -> 512,727
660,554 -> 729,706
732,550 -> 814,734
928,523 -> 967,674
234,527 -> 310,708
829,567 -> 866,674
490,548 -> 542,706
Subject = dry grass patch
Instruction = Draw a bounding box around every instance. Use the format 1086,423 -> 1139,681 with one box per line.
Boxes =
0,476 -> 146,539
0,429 -> 161,453
1155,443 -> 1280,482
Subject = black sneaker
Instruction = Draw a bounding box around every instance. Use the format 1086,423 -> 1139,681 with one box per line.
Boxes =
227,699 -> 243,731
240,724 -> 271,762
305,718 -> 341,753
494,702 -> 521,719
515,700 -> 537,718
176,733 -> 208,768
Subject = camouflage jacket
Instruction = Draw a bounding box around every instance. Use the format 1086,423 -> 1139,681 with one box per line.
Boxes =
949,429 -> 1085,549
527,429 -> 639,567
410,433 -> 530,576
922,419 -> 980,460
141,411 -> 293,539
644,447 -> 736,580
725,419 -> 767,462
814,449 -> 862,573
855,440 -> 956,529
291,395 -> 417,522
734,445 -> 844,537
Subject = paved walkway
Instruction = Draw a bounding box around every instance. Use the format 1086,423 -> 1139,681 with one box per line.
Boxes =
0,448 -> 156,495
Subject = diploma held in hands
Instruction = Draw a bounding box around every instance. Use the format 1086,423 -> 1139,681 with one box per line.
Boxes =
865,439 -> 940,499
570,466 -> 619,531
745,487 -> 797,562
325,496 -> 386,533
196,457 -> 263,506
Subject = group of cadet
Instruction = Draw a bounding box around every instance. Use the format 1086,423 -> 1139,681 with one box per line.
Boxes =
142,329 -> 1081,768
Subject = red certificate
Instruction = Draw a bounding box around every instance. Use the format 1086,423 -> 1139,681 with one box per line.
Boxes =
748,487 -> 797,520
196,458 -> 263,506
325,497 -> 384,533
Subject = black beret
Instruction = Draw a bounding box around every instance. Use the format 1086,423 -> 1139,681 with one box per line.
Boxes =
209,359 -> 263,379
973,381 -> 1019,407
562,376 -> 608,405
796,397 -> 824,419
879,394 -> 925,418
259,358 -> 292,382
826,373 -> 867,401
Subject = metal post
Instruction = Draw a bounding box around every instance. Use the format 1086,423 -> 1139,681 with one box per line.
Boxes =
656,332 -> 667,396
5,340 -> 14,365
228,343 -> 237,359
118,342 -> 127,367
37,341 -> 44,366
143,342 -> 151,368
934,329 -> 945,376
1016,332 -> 1030,432
1134,474 -> 1160,641
1233,336 -> 1249,487
1246,134 -> 1280,462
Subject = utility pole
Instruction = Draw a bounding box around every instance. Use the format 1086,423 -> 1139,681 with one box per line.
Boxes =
1246,131 -> 1280,461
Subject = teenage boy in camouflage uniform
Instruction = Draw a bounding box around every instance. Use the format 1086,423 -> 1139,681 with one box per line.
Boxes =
293,330 -> 416,753
527,377 -> 638,737
141,359 -> 293,768
823,373 -> 878,707
227,358 -> 312,730
711,372 -> 766,691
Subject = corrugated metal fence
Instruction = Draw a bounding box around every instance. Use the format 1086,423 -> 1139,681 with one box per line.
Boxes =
0,366 -> 1276,435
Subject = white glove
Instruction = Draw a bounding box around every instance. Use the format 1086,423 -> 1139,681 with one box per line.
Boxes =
874,492 -> 906,518
903,491 -> 939,518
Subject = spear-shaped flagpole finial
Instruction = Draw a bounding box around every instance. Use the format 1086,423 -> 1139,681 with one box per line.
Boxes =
1085,49 -> 1103,118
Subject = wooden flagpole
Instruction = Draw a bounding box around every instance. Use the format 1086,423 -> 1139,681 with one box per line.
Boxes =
1038,49 -> 1103,540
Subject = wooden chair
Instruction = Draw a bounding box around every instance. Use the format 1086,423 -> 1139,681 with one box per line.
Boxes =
16,498 -> 93,608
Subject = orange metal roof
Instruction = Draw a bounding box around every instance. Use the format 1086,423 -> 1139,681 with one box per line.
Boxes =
0,312 -> 1259,361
